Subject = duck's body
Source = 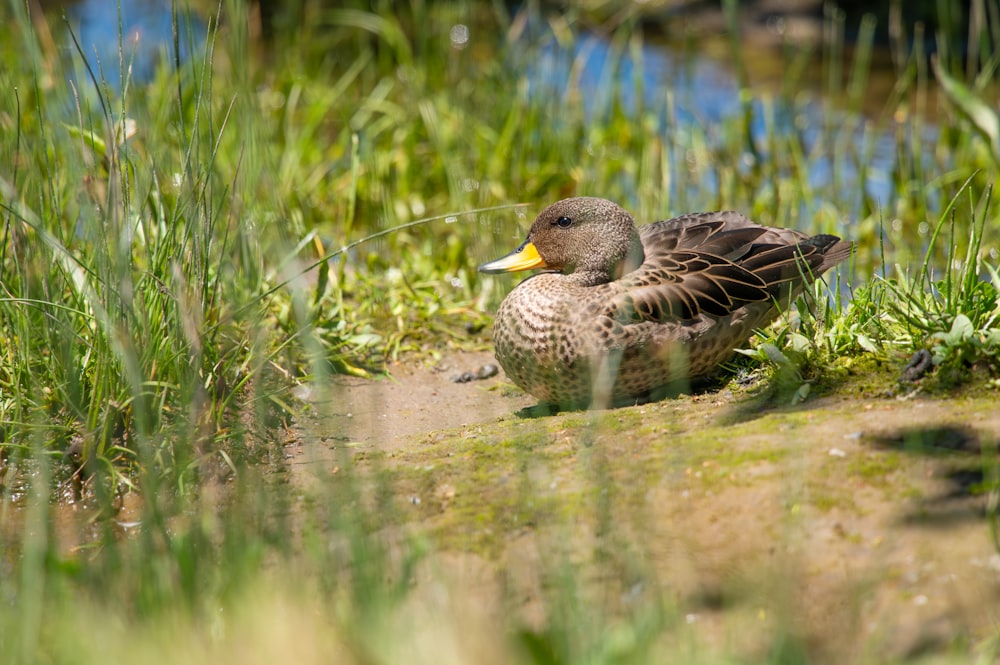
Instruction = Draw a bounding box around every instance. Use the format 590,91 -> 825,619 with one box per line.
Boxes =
479,197 -> 852,407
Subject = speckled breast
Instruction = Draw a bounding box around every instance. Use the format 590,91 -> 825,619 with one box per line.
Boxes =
490,274 -> 593,404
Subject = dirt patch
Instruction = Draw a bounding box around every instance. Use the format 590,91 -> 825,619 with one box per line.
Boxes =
293,351 -> 1000,663
289,350 -> 532,467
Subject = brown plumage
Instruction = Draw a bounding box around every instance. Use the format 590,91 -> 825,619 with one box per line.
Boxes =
479,197 -> 852,408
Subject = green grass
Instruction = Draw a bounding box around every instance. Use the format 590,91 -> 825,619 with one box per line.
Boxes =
2,0 -> 1000,663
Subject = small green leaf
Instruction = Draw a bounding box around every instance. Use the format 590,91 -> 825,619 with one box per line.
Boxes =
62,122 -> 108,155
347,332 -> 383,347
950,314 -> 974,341
932,56 -> 1000,163
856,334 -> 879,353
787,332 -> 811,353
760,343 -> 791,367
792,382 -> 811,405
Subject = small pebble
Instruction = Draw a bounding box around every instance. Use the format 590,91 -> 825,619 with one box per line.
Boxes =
451,363 -> 499,383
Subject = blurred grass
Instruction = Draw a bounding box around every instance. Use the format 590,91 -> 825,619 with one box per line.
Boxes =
1,0 -> 1000,663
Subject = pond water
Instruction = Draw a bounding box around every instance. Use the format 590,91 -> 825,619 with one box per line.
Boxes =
54,0 -> 932,225
519,24 -> 936,223
59,0 -> 204,94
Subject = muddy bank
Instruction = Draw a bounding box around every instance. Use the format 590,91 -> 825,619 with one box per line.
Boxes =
292,350 -> 1000,662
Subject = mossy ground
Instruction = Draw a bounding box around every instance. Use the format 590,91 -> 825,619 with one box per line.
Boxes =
286,350 -> 1000,663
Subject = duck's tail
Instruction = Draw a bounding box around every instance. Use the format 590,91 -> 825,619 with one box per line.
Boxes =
805,234 -> 854,274
736,233 -> 853,304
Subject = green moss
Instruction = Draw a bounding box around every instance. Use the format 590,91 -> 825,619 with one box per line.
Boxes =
809,490 -> 852,513
845,451 -> 904,481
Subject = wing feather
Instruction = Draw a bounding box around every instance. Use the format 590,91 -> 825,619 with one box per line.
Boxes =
592,212 -> 851,324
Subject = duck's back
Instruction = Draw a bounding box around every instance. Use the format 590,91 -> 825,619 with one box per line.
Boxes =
626,212 -> 851,320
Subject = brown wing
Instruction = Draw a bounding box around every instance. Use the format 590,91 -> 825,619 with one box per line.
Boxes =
639,211 -> 774,260
614,251 -> 770,320
592,213 -> 850,323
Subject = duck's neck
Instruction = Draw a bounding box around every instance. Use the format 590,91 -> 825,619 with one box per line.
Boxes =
563,232 -> 646,286
614,233 -> 645,279
567,234 -> 645,287
566,269 -> 615,287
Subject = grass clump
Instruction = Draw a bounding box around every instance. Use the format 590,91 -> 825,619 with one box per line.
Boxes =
1,6 -> 272,499
737,179 -> 1000,400
871,182 -> 1000,388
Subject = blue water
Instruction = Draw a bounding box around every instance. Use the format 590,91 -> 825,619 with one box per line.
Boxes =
63,0 -> 204,94
57,1 -> 934,228
516,25 -> 936,225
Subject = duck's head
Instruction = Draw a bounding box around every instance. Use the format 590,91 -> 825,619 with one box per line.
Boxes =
479,197 -> 644,284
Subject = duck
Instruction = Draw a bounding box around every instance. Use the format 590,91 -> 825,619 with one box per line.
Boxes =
478,197 -> 852,408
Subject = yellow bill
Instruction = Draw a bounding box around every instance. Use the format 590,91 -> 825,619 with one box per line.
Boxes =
478,240 -> 548,273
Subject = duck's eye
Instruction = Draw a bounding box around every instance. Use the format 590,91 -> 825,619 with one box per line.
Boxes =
554,216 -> 573,228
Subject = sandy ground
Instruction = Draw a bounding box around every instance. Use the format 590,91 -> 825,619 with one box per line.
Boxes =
292,350 -> 533,462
